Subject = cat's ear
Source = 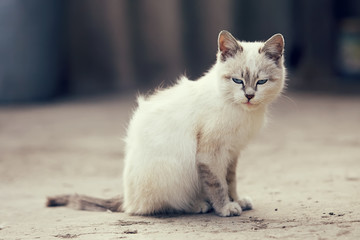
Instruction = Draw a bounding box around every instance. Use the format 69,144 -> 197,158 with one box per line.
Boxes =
261,34 -> 284,63
218,30 -> 242,62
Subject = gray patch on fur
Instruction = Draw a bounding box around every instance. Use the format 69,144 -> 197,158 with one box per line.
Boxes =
197,163 -> 228,211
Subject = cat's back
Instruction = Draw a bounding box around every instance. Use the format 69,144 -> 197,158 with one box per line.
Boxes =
139,77 -> 199,111
130,77 -> 200,127
125,77 -> 203,152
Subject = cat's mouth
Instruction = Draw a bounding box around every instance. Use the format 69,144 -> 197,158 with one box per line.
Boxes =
245,101 -> 256,106
242,101 -> 259,108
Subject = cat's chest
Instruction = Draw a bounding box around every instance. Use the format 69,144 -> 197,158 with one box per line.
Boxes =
197,107 -> 265,153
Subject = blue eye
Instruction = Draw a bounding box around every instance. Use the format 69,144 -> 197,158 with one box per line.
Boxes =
232,78 -> 244,84
257,79 -> 268,85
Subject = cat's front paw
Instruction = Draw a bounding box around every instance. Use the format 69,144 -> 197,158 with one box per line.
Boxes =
217,202 -> 242,217
237,196 -> 253,211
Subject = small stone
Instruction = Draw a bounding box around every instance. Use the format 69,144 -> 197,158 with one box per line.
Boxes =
124,229 -> 138,234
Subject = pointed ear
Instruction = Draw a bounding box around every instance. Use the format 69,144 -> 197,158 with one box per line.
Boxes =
261,33 -> 284,62
218,30 -> 242,62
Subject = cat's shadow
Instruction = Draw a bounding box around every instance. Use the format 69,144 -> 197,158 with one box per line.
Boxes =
144,209 -> 254,219
143,209 -> 217,219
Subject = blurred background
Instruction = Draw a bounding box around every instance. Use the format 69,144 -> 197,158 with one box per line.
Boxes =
0,0 -> 359,103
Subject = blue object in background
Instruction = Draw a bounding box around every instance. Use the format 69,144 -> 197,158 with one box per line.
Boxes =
0,0 -> 64,102
337,18 -> 360,79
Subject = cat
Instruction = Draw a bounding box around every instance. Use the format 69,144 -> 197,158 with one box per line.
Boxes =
47,30 -> 286,217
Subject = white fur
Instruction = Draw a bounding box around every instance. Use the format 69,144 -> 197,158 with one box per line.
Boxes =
122,32 -> 285,216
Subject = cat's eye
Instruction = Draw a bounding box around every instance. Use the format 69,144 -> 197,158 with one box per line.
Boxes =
232,78 -> 244,85
257,79 -> 268,85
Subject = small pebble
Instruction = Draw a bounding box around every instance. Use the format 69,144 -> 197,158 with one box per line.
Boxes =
124,229 -> 138,234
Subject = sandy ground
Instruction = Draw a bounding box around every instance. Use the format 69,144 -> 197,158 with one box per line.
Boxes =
0,92 -> 360,240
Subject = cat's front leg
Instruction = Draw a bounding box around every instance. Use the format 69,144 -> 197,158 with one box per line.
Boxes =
226,159 -> 253,211
226,159 -> 239,202
197,160 -> 242,217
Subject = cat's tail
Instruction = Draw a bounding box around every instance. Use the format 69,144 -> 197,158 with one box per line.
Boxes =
46,194 -> 123,212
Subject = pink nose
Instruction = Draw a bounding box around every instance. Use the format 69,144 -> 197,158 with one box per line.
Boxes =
245,94 -> 254,100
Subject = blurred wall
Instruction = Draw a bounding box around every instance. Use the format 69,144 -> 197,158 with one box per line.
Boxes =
0,0 -> 359,102
0,0 -> 65,102
66,0 -> 234,94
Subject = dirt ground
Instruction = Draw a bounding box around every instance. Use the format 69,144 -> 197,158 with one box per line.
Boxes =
0,92 -> 359,240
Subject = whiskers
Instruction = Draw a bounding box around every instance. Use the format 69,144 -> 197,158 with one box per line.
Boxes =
278,93 -> 298,109
244,92 -> 297,111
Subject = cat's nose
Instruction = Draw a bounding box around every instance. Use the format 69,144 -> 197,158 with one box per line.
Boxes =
245,94 -> 255,100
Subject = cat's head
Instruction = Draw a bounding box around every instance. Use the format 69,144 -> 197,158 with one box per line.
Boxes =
215,30 -> 286,111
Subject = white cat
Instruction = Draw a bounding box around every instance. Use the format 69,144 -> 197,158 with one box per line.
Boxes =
122,30 -> 286,216
47,30 -> 286,217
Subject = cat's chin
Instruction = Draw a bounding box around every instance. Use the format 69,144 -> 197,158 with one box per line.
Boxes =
240,102 -> 262,111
